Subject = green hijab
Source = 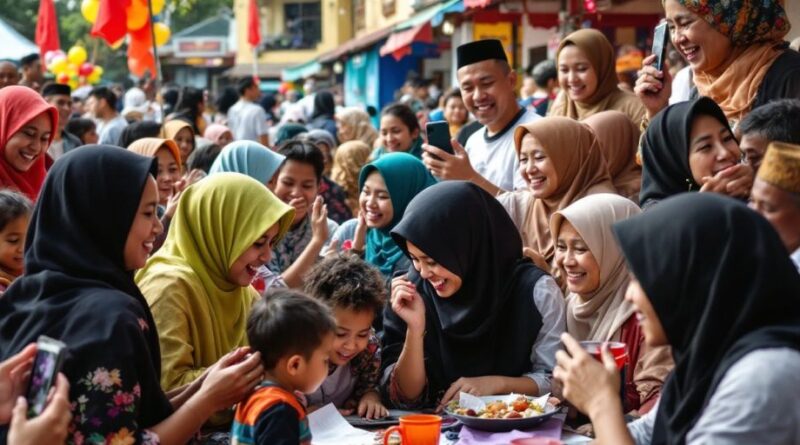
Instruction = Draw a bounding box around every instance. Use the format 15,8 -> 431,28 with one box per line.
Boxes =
136,172 -> 294,389
359,152 -> 436,276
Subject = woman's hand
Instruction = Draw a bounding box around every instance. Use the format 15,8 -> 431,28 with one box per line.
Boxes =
700,163 -> 754,199
390,276 -> 426,334
197,348 -> 264,412
310,196 -> 329,244
352,211 -> 368,252
437,376 -> 508,411
0,344 -> 36,424
553,333 -> 620,418
357,391 -> 388,419
634,54 -> 673,120
7,373 -> 71,445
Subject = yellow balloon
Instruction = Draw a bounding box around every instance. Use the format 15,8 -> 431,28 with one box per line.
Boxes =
50,57 -> 68,75
110,38 -> 125,50
69,80 -> 79,91
151,0 -> 165,15
154,23 -> 171,47
87,66 -> 104,84
94,66 -> 104,77
67,46 -> 88,65
80,0 -> 99,24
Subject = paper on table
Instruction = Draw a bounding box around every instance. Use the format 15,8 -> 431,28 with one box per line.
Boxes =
307,403 -> 376,445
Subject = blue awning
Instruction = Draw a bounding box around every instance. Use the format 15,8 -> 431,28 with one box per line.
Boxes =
281,59 -> 323,82
395,0 -> 463,30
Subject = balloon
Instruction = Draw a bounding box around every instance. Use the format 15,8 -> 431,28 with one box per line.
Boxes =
79,62 -> 95,76
67,65 -> 79,78
67,46 -> 88,65
69,80 -> 79,91
56,73 -> 70,84
110,38 -> 125,50
126,0 -> 149,31
44,50 -> 64,67
151,0 -> 165,15
50,56 -> 68,74
81,0 -> 100,24
93,66 -> 104,77
87,67 -> 102,84
153,23 -> 171,47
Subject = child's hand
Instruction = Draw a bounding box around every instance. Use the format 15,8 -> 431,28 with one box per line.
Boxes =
357,391 -> 388,419
310,196 -> 329,243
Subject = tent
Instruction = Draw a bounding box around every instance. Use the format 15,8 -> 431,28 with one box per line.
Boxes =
0,17 -> 38,61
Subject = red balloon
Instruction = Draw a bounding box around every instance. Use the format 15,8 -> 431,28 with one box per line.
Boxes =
56,73 -> 70,84
79,62 -> 95,76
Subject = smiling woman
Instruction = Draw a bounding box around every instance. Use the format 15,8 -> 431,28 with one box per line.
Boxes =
0,86 -> 58,201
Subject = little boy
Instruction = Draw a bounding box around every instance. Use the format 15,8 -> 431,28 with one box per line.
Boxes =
231,289 -> 335,445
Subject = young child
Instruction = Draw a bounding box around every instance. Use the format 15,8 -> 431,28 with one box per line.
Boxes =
303,255 -> 388,419
0,190 -> 32,294
232,289 -> 335,445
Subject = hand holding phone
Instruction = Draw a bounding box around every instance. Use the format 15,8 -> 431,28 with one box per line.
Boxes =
25,336 -> 66,418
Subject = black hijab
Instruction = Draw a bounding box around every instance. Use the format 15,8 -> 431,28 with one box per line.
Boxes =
0,146 -> 173,431
311,91 -> 336,120
613,193 -> 800,445
384,181 -> 545,404
639,97 -> 734,209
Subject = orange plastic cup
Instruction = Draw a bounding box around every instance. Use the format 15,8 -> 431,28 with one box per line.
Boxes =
382,414 -> 442,445
580,341 -> 628,370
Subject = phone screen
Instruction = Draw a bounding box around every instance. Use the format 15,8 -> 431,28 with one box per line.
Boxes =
426,121 -> 453,156
25,336 -> 66,417
652,22 -> 669,71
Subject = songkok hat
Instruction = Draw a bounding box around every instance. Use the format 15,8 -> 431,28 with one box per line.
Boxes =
41,82 -> 71,97
456,39 -> 508,69
757,142 -> 800,194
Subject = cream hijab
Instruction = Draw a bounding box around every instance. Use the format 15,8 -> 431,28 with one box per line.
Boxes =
514,117 -> 616,263
582,111 -> 642,204
551,193 -> 639,341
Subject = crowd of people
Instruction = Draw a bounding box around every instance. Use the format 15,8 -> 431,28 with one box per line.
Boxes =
0,0 -> 799,444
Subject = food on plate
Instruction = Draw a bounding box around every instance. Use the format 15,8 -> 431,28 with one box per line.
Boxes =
447,396 -> 545,419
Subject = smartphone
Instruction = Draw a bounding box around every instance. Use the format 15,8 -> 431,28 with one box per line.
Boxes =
651,21 -> 669,72
426,121 -> 453,157
25,336 -> 67,418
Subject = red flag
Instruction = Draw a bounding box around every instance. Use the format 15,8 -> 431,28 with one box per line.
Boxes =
248,0 -> 261,48
35,0 -> 61,60
91,0 -> 129,45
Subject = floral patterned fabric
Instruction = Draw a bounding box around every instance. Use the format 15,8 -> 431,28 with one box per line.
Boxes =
677,0 -> 789,46
319,176 -> 353,224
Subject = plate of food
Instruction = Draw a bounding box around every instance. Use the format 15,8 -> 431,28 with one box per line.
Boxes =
445,393 -> 560,432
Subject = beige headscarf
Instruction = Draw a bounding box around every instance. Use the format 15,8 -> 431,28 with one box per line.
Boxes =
582,111 -> 642,203
330,140 -> 372,215
551,193 -> 639,341
336,107 -> 378,147
161,119 -> 195,164
549,29 -> 645,124
127,137 -> 183,170
514,117 -> 616,263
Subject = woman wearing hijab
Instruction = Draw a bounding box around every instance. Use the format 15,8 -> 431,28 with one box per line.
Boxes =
128,138 -> 182,208
331,153 -> 436,279
0,86 -> 58,201
582,111 -> 642,203
0,147 -> 265,444
555,193 -> 800,444
640,97 -> 753,210
136,174 -> 294,423
162,119 -> 196,165
382,181 -> 565,410
551,194 -> 672,415
549,29 -> 646,124
273,122 -> 308,147
208,140 -> 285,187
203,123 -> 234,148
636,0 -> 800,129
498,117 -> 616,271
331,140 -> 372,215
308,91 -> 338,141
336,107 -> 379,148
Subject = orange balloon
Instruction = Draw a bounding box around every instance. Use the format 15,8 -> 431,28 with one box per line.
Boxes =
126,0 -> 149,31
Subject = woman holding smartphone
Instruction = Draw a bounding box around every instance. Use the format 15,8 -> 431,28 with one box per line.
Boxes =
0,147 -> 265,445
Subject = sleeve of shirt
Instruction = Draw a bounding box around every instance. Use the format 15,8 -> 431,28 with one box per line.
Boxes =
253,402 -> 301,445
523,275 -> 566,395
324,218 -> 340,247
254,107 -> 270,136
348,334 -> 382,405
627,401 -> 658,445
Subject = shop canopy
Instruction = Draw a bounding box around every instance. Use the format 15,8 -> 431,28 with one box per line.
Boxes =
379,0 -> 464,61
0,18 -> 39,61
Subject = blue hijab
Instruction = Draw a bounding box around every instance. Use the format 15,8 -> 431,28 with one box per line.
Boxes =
358,152 -> 436,276
208,140 -> 285,184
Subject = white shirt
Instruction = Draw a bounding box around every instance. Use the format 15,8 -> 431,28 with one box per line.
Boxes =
465,107 -> 540,192
227,99 -> 270,142
669,66 -> 694,105
524,275 -> 566,395
791,247 -> 800,272
97,115 -> 128,146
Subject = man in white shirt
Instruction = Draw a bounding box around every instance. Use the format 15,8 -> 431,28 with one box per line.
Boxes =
227,77 -> 270,145
748,142 -> 800,271
423,39 -> 540,194
90,86 -> 128,146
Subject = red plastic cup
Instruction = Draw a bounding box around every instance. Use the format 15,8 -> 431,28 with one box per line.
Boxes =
580,341 -> 628,370
383,414 -> 442,445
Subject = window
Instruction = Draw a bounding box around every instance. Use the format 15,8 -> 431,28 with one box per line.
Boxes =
284,2 -> 321,49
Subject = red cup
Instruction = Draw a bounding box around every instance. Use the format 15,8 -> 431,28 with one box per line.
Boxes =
511,439 -> 564,445
383,414 -> 442,445
580,341 -> 628,370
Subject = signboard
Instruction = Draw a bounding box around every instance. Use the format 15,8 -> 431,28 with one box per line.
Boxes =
173,38 -> 228,58
473,22 -> 513,62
